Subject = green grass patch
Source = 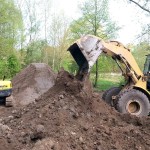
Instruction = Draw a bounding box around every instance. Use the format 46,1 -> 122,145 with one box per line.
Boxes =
90,73 -> 124,91
95,79 -> 121,91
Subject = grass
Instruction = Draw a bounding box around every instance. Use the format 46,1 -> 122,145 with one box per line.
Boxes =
90,73 -> 124,91
96,79 -> 121,91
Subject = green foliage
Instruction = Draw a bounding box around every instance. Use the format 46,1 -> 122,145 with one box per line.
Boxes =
0,59 -> 8,79
90,73 -> 124,91
7,54 -> 21,78
24,40 -> 47,65
0,54 -> 21,79
69,0 -> 119,41
91,55 -> 120,73
69,0 -> 119,87
96,79 -> 119,91
0,0 -> 23,78
0,0 -> 148,86
67,60 -> 78,74
132,41 -> 150,71
0,0 -> 23,57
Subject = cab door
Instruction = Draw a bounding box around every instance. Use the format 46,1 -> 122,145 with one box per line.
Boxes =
143,54 -> 150,90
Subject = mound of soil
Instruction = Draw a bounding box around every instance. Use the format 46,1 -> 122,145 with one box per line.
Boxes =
12,63 -> 56,106
0,70 -> 149,150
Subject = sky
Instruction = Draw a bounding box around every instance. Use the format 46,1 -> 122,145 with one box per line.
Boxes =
51,0 -> 150,44
17,0 -> 150,45
109,0 -> 149,44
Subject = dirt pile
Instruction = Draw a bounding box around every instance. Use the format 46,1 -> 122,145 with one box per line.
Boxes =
12,63 -> 56,106
0,70 -> 150,150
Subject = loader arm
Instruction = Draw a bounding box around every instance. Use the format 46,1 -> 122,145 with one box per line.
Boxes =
68,35 -> 143,83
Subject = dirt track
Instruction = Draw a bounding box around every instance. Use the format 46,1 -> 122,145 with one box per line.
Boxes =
0,65 -> 150,150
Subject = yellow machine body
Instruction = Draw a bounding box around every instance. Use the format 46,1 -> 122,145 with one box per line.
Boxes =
68,35 -> 150,116
0,80 -> 12,98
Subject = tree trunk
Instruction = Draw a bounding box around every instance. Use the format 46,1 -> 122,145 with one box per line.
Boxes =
94,0 -> 98,88
94,60 -> 98,87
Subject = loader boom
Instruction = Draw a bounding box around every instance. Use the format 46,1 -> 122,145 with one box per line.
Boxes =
68,35 -> 150,117
68,35 -> 143,83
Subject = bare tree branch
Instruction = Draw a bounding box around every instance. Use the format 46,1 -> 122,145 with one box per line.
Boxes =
129,0 -> 150,13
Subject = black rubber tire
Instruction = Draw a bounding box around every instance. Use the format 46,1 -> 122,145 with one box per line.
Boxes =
102,90 -> 108,100
5,96 -> 13,107
102,87 -> 122,106
116,89 -> 150,116
0,98 -> 5,105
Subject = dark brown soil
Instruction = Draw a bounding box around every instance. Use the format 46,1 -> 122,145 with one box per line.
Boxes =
0,69 -> 149,150
12,63 -> 56,106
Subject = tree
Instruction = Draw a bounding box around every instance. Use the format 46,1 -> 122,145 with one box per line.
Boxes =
128,0 -> 150,14
24,40 -> 46,65
70,0 -> 119,87
24,0 -> 41,43
139,25 -> 150,43
0,0 -> 23,58
127,0 -> 150,44
0,59 -> 7,78
42,0 -> 52,42
0,0 -> 23,78
48,13 -> 70,71
7,54 -> 21,77
133,42 -> 150,70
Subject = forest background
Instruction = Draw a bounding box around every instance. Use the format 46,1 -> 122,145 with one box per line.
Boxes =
0,0 -> 149,89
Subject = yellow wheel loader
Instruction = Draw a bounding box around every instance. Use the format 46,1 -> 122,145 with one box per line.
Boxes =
68,35 -> 150,117
0,79 -> 13,107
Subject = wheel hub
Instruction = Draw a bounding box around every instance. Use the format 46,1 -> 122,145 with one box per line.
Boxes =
126,100 -> 141,115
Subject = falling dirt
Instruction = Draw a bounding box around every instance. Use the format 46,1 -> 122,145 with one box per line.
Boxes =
0,68 -> 150,150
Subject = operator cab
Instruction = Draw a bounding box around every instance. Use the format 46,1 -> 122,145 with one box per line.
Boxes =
143,54 -> 150,90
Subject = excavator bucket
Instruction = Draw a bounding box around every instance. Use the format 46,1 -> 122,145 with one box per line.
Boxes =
68,35 -> 103,79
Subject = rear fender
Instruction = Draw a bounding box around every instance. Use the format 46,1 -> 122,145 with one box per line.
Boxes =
133,86 -> 150,101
